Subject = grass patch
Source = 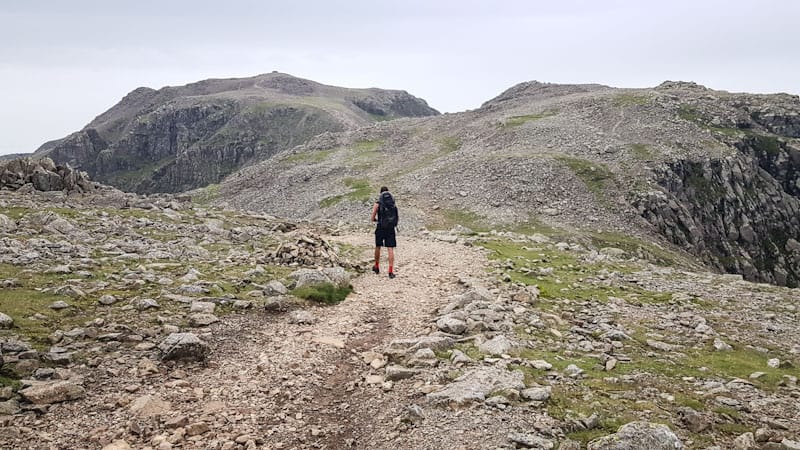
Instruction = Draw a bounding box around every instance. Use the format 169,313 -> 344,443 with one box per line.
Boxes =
613,93 -> 650,107
629,143 -> 655,160
292,282 -> 353,305
556,157 -> 615,196
588,231 -> 683,267
320,178 -> 373,207
503,111 -> 557,128
284,148 -> 337,164
453,343 -> 485,361
192,184 -> 220,205
750,134 -> 781,156
430,209 -> 489,232
437,136 -> 462,154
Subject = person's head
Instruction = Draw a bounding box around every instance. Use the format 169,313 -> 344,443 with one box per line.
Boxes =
380,186 -> 388,193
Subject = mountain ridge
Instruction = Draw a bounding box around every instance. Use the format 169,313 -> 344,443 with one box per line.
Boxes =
34,72 -> 439,193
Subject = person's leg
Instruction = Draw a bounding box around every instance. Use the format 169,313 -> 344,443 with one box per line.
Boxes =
374,229 -> 382,273
387,229 -> 396,278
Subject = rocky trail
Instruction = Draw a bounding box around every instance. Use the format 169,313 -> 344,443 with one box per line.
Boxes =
1,184 -> 799,449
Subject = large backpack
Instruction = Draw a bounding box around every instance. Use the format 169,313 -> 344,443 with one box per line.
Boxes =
378,192 -> 398,229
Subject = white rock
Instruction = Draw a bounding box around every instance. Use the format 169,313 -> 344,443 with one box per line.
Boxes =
0,312 -> 13,328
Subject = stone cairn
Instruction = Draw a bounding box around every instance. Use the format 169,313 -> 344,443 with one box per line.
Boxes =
263,232 -> 345,268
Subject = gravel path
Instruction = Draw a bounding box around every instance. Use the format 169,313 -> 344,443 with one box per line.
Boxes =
15,233 -> 490,449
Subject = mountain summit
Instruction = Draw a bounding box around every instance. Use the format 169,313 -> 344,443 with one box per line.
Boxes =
34,72 -> 439,193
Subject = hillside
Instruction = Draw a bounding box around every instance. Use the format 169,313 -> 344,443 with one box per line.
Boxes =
34,72 -> 439,193
0,186 -> 798,449
214,80 -> 800,287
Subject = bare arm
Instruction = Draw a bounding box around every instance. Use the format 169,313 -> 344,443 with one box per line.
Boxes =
370,202 -> 379,222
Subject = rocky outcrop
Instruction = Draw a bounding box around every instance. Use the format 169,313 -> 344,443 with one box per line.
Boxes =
35,72 -> 438,194
636,114 -> 800,287
0,157 -> 95,192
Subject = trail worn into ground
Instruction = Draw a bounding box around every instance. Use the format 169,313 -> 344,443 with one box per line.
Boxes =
17,233 -> 491,449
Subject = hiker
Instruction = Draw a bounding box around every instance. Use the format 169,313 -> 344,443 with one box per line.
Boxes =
371,186 -> 399,278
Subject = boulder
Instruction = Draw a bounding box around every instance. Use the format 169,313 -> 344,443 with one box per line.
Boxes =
587,421 -> 683,450
264,280 -> 288,296
129,394 -> 171,417
158,333 -> 210,361
19,380 -> 85,404
426,367 -> 525,407
436,316 -> 467,335
290,269 -> 332,288
479,335 -> 515,355
0,312 -> 13,328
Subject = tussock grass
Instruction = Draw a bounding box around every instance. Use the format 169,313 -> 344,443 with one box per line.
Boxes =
292,282 -> 352,304
503,111 -> 557,128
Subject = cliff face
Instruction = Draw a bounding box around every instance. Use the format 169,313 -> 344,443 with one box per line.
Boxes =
36,73 -> 438,193
635,101 -> 800,287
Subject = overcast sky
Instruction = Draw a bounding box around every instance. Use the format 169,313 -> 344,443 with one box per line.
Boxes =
1,0 -> 799,155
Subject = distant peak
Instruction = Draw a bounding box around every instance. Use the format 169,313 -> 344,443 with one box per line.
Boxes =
655,81 -> 710,91
482,80 -> 610,108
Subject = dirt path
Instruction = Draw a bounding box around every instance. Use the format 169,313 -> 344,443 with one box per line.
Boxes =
23,233 -> 490,449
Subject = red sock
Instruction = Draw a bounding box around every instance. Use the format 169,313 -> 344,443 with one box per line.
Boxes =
374,262 -> 379,268
389,265 -> 394,273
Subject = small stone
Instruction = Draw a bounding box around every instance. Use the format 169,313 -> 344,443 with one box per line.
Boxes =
190,301 -> 215,314
479,335 -> 514,355
436,316 -> 467,335
165,416 -> 189,428
19,380 -> 85,404
313,336 -> 345,349
129,394 -> 171,417
186,422 -> 210,436
732,432 -> 757,450
49,301 -> 70,310
564,364 -> 584,377
158,333 -> 210,361
521,386 -> 552,402
188,313 -> 219,327
233,300 -> 253,309
0,312 -> 13,328
135,298 -> 159,310
365,375 -> 385,385
713,338 -> 733,352
767,358 -> 780,368
529,360 -> 553,370
508,433 -> 554,449
385,365 -> 419,381
102,440 -> 133,450
98,294 -> 118,305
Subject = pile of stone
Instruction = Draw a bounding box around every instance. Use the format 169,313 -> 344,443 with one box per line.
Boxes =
262,232 -> 343,267
0,157 -> 95,193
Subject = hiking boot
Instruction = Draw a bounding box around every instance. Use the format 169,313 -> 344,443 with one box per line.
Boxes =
388,272 -> 395,279
372,266 -> 380,274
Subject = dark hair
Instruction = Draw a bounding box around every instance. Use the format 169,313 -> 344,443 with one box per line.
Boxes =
380,186 -> 388,192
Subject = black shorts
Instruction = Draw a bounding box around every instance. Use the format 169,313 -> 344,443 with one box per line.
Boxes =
375,227 -> 397,248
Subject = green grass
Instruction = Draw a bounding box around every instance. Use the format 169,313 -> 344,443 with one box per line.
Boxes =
750,134 -> 781,156
437,136 -> 462,154
556,157 -> 615,196
192,184 -> 221,205
503,111 -> 557,127
630,143 -> 655,160
320,178 -> 373,207
292,282 -> 353,304
588,230 -> 683,267
429,209 -> 489,232
102,156 -> 176,191
613,93 -> 650,107
284,148 -> 337,164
